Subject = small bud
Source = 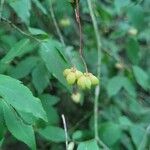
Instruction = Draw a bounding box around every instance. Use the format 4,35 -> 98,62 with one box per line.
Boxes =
63,69 -> 71,77
66,72 -> 76,85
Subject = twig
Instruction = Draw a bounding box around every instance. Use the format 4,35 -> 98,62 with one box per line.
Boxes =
0,0 -> 4,19
87,1 -> 110,149
62,114 -> 69,150
49,0 -> 65,46
1,17 -> 53,51
75,0 -> 88,72
1,17 -> 40,43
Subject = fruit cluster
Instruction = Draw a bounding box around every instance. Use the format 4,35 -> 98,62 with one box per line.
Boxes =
63,67 -> 99,90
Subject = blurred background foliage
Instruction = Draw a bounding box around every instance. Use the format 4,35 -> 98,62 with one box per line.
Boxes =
0,0 -> 150,149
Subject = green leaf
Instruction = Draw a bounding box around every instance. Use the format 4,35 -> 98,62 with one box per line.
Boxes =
107,76 -> 123,97
107,76 -> 136,97
133,66 -> 149,90
118,116 -> 133,129
8,56 -> 39,79
0,75 -> 47,121
130,125 -> 146,149
28,27 -> 49,40
99,122 -> 122,146
17,111 -> 37,125
1,39 -> 30,64
40,94 -> 60,106
121,134 -> 134,150
32,62 -> 49,94
7,0 -> 31,24
114,0 -> 131,14
2,101 -> 36,150
122,77 -> 136,97
127,5 -> 144,30
0,138 -> 4,147
72,130 -> 92,141
77,139 -> 99,150
38,126 -> 65,142
45,107 -> 59,125
126,37 -> 140,65
40,94 -> 59,125
128,98 -> 145,115
39,39 -> 70,88
0,101 -> 6,141
32,0 -> 47,14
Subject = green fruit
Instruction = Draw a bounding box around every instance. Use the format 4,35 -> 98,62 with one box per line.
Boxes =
63,69 -> 71,77
77,75 -> 86,89
85,77 -> 91,89
71,93 -> 81,103
89,74 -> 99,85
60,18 -> 71,27
75,70 -> 83,79
66,72 -> 76,85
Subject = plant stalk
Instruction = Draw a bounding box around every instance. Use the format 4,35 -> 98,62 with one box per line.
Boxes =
87,1 -> 110,149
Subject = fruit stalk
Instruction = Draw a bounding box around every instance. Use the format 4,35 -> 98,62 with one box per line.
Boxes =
75,0 -> 88,72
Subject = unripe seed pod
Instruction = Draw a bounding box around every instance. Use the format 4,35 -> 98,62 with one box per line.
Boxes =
66,72 -> 76,85
77,75 -> 86,89
85,77 -> 91,89
75,70 -> 83,79
71,92 -> 81,103
60,18 -> 71,27
63,69 -> 71,77
89,74 -> 99,85
128,27 -> 138,35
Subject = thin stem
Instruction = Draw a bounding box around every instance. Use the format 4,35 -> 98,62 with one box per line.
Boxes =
1,17 -> 40,43
0,0 -> 4,19
87,0 -> 101,139
75,0 -> 88,72
87,1 -> 110,149
49,0 -> 65,46
97,138 -> 110,150
61,114 -> 69,150
0,17 -> 53,56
